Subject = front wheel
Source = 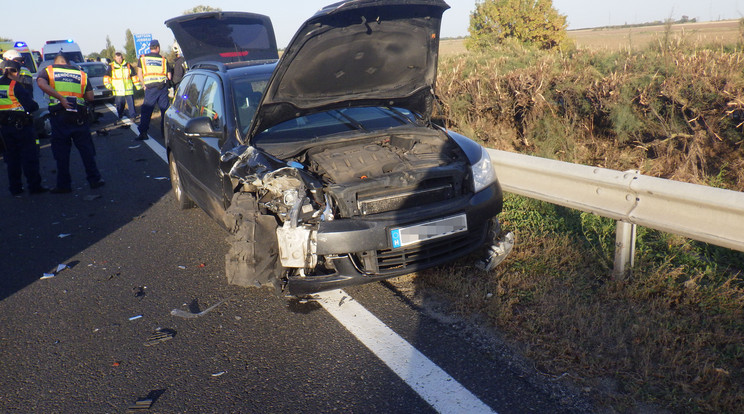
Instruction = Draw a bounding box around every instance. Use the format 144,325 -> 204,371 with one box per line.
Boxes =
169,153 -> 195,209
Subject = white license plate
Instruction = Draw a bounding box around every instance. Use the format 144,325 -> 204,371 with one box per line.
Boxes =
390,214 -> 468,249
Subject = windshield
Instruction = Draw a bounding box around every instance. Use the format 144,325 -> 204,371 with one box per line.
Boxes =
79,64 -> 108,77
232,76 -> 270,135
43,51 -> 84,63
253,107 -> 418,144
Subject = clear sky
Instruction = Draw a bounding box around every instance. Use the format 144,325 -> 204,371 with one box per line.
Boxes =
3,1 -> 743,55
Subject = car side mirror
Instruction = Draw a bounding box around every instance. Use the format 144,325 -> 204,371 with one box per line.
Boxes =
184,116 -> 219,137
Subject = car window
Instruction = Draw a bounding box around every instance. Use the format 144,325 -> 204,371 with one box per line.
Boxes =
253,107 -> 415,143
80,64 -> 107,77
232,77 -> 269,135
198,76 -> 223,126
44,52 -> 84,63
171,76 -> 192,112
182,74 -> 206,119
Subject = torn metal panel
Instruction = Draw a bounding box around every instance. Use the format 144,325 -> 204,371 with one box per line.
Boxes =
277,223 -> 318,268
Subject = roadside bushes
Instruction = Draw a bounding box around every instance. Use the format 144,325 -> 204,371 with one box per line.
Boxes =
436,44 -> 744,190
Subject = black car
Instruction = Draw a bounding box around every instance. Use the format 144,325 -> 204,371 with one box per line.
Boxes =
163,0 -> 513,296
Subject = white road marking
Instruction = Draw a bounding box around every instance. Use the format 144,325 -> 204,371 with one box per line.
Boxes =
101,104 -> 497,414
316,289 -> 496,414
103,103 -> 167,162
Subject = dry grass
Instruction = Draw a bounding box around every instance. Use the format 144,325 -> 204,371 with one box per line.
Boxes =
415,194 -> 744,413
435,44 -> 744,191
424,36 -> 744,413
440,20 -> 742,56
569,20 -> 741,52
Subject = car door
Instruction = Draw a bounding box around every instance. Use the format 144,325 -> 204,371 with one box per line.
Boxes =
166,73 -> 206,205
188,74 -> 229,218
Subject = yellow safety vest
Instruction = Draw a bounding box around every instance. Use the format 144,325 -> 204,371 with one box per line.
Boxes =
139,55 -> 168,86
45,65 -> 87,109
0,80 -> 23,112
104,62 -> 139,96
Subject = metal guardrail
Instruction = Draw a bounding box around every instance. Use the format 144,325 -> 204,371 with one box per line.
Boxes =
487,149 -> 744,278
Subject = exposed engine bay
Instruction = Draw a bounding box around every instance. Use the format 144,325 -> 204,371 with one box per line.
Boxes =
223,130 -> 471,273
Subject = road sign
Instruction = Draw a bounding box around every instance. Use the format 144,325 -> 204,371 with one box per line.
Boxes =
134,33 -> 152,58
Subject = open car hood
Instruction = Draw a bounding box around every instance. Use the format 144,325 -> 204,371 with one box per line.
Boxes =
250,0 -> 450,137
165,12 -> 278,66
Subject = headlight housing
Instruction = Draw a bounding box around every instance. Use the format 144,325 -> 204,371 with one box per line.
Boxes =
471,146 -> 496,193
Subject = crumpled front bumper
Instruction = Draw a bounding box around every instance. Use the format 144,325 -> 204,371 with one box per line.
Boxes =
286,181 -> 505,295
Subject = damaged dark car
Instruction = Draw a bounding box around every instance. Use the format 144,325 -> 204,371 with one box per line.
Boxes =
163,0 -> 513,296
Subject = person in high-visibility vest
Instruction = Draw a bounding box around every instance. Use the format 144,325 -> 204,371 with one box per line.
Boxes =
136,39 -> 172,141
36,54 -> 104,193
0,59 -> 46,196
2,49 -> 33,93
103,52 -> 141,121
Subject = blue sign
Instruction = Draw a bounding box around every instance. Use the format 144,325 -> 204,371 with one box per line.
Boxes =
134,33 -> 152,58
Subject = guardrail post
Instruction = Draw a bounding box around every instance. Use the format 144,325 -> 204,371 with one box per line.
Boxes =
613,221 -> 636,280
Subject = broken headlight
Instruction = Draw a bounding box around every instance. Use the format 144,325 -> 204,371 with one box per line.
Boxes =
471,146 -> 496,193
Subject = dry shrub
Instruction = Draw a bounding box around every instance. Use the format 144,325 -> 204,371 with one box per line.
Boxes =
437,45 -> 744,190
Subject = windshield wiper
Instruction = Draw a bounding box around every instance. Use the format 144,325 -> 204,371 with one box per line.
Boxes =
329,110 -> 364,131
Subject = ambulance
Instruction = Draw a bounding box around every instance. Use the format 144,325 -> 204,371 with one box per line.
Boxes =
0,40 -> 39,73
41,39 -> 84,63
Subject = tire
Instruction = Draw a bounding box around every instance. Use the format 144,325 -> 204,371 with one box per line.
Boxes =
224,192 -> 282,290
169,153 -> 195,209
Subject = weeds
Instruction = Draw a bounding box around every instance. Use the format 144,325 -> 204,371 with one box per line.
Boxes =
424,42 -> 744,413
436,43 -> 744,190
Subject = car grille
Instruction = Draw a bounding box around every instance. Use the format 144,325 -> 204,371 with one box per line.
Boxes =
355,229 -> 483,275
356,178 -> 456,216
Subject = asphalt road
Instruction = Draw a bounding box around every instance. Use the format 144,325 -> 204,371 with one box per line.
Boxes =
0,105 -> 592,413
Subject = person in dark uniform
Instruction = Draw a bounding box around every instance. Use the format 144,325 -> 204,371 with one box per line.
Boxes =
136,39 -> 172,141
2,50 -> 33,93
171,42 -> 187,91
36,54 -> 104,193
0,59 -> 46,196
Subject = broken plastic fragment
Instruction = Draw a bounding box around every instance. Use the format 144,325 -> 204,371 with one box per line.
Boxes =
211,371 -> 226,377
128,315 -> 143,321
41,264 -> 69,279
58,233 -> 71,238
177,265 -> 186,270
154,177 -> 168,180
144,328 -> 176,346
128,398 -> 153,410
477,231 -> 515,272
128,145 -> 141,149
170,298 -> 228,319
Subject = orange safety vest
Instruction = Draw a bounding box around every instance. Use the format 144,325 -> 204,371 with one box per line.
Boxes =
45,65 -> 87,108
0,80 -> 23,112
